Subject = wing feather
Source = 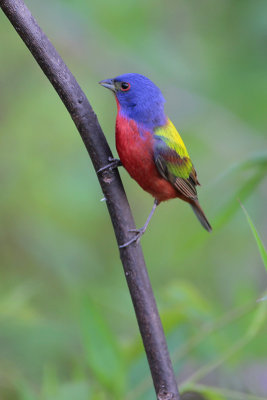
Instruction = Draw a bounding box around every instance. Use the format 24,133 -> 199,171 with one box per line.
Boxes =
154,120 -> 199,200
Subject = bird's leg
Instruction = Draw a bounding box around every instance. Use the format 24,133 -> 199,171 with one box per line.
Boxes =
119,199 -> 159,248
97,157 -> 122,173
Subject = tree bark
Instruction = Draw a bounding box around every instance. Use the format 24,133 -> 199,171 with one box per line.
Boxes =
0,1 -> 180,398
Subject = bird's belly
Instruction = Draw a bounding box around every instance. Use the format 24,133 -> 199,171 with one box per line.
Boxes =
116,116 -> 177,202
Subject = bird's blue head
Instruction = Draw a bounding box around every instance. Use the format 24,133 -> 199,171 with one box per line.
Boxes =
99,73 -> 166,130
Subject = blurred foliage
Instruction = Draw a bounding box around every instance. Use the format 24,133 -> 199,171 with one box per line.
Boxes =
241,203 -> 267,272
0,0 -> 267,399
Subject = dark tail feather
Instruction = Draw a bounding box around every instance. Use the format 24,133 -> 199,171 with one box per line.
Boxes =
191,200 -> 212,232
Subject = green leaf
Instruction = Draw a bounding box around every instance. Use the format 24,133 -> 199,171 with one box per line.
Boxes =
214,168 -> 266,230
79,297 -> 125,398
16,380 -> 37,400
240,202 -> 267,271
42,365 -> 59,397
160,280 -> 212,329
45,382 -> 91,400
212,152 -> 267,186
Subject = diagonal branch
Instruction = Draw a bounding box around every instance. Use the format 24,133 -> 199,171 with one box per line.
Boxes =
0,0 -> 180,398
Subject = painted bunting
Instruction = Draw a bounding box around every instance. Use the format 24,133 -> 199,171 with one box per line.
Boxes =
99,73 -> 212,247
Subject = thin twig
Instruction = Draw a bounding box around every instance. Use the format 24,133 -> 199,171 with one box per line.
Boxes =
0,0 -> 180,398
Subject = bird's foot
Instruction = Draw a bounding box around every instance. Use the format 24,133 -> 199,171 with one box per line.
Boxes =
119,227 -> 146,249
119,199 -> 159,248
97,157 -> 122,173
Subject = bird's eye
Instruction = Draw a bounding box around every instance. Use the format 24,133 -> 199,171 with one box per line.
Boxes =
121,82 -> 130,91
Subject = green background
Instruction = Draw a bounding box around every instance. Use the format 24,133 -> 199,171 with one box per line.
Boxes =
0,0 -> 267,399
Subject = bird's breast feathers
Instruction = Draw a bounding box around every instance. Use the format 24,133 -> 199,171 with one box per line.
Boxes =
115,113 -> 177,201
115,113 -> 196,201
115,112 -> 154,172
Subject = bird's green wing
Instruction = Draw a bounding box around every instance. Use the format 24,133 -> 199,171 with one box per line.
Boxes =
154,119 -> 199,200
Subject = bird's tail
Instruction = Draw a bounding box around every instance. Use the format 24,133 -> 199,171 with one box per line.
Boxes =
191,200 -> 212,232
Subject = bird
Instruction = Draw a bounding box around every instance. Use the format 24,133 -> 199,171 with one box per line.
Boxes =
99,73 -> 212,247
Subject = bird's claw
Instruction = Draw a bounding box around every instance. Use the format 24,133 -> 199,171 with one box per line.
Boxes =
119,228 -> 145,248
97,157 -> 122,173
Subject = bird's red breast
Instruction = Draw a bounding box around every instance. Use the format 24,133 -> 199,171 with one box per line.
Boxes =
115,110 -> 178,203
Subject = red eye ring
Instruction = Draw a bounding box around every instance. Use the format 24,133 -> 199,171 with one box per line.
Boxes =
121,82 -> 131,92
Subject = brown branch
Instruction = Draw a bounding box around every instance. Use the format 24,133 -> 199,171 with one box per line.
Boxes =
0,0 -> 180,398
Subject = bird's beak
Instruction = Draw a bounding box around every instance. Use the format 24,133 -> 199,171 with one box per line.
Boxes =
99,79 -> 116,92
